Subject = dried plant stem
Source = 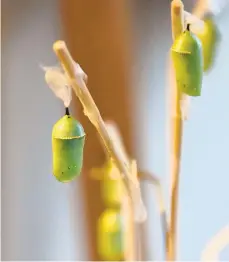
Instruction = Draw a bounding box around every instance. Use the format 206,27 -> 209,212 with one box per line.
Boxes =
105,121 -> 137,261
53,41 -> 136,260
139,171 -> 168,255
201,225 -> 229,261
122,184 -> 137,261
167,0 -> 185,261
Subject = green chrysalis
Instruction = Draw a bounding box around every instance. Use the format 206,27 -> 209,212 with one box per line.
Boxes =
52,108 -> 85,183
171,24 -> 203,97
100,159 -> 124,208
196,13 -> 221,72
97,209 -> 124,261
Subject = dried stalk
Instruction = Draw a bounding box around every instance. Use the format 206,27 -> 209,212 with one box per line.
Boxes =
105,121 -> 138,261
167,0 -> 185,260
201,225 -> 229,261
139,171 -> 168,256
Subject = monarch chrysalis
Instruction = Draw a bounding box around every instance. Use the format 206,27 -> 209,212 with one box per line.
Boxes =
171,24 -> 203,96
195,13 -> 221,72
100,159 -> 124,208
52,108 -> 85,182
90,159 -> 124,207
43,66 -> 86,182
97,209 -> 124,261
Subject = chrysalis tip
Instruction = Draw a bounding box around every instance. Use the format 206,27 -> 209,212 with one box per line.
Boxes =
186,23 -> 191,31
184,11 -> 205,32
65,107 -> 70,116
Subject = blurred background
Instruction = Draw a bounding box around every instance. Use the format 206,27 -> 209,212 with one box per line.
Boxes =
2,0 -> 229,260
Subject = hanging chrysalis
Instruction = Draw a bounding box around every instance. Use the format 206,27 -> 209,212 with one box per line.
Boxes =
97,209 -> 124,261
43,66 -> 86,182
195,13 -> 221,72
90,159 -> 124,207
171,24 -> 203,97
100,159 -> 124,208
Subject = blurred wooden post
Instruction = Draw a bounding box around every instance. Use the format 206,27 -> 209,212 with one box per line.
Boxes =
59,0 -> 135,260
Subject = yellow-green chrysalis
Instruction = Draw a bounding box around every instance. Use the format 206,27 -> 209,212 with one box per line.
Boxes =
101,159 -> 124,208
196,13 -> 221,72
171,24 -> 203,96
97,209 -> 124,261
52,108 -> 85,182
